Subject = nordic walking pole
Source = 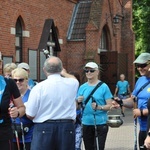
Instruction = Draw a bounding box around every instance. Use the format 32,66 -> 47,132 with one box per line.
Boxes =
10,103 -> 20,150
133,97 -> 138,150
20,121 -> 26,150
120,100 -> 125,117
92,96 -> 99,150
14,125 -> 21,150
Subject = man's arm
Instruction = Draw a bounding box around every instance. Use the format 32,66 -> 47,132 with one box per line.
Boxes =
114,87 -> 118,97
123,96 -> 134,108
92,99 -> 113,111
127,86 -> 131,96
26,115 -> 34,120
10,97 -> 25,118
112,96 -> 134,109
61,68 -> 76,79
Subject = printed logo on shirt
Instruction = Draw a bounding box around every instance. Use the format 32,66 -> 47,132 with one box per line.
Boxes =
0,90 -> 3,94
147,88 -> 150,92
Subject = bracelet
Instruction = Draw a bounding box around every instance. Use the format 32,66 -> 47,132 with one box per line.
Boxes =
94,104 -> 98,110
17,111 -> 20,118
140,109 -> 144,117
99,105 -> 104,110
114,99 -> 123,107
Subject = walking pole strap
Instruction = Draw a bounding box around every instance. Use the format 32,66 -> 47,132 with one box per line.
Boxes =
136,80 -> 150,96
133,80 -> 150,108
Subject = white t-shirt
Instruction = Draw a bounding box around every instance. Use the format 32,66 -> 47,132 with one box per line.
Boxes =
26,74 -> 79,123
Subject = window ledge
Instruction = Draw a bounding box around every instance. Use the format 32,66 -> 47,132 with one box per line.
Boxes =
68,0 -> 79,4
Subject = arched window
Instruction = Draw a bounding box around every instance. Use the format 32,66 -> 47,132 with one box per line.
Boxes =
99,27 -> 109,51
15,18 -> 22,63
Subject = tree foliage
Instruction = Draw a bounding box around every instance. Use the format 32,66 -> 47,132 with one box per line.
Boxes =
133,0 -> 150,55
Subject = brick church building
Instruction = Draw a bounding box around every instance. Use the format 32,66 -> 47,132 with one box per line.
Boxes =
0,0 -> 135,93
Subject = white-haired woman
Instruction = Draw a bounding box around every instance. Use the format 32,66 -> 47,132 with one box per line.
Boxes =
12,68 -> 34,150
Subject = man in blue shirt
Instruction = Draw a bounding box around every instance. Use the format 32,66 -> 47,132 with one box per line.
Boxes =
114,74 -> 131,116
113,53 -> 150,149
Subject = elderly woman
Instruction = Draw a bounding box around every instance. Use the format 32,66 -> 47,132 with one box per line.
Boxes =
0,60 -> 25,150
11,68 -> 34,150
3,62 -> 17,78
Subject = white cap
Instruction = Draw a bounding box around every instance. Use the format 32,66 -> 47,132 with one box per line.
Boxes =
18,62 -> 30,70
85,62 -> 99,69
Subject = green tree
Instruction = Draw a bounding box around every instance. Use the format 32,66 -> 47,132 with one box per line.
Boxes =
133,0 -> 150,55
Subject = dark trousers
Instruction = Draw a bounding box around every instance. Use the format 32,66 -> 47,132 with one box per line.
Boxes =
31,121 -> 75,150
0,139 -> 13,150
139,130 -> 147,150
83,124 -> 109,150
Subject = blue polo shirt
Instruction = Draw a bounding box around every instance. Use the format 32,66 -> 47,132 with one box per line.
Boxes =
132,76 -> 150,131
77,81 -> 113,125
28,78 -> 35,89
116,80 -> 129,95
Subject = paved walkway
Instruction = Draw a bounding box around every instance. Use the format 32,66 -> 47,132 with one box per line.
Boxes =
81,108 -> 139,150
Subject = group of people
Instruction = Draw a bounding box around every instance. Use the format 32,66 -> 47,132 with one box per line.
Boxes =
1,52 -> 150,150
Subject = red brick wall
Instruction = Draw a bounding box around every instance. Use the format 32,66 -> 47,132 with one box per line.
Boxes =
84,0 -> 135,89
0,0 -> 74,57
0,0 -> 135,88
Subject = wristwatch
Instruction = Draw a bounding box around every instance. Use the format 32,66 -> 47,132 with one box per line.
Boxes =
100,106 -> 104,110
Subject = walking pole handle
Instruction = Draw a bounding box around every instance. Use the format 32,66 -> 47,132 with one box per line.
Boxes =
133,97 -> 138,109
113,97 -> 125,116
9,104 -> 21,150
140,145 -> 147,150
91,96 -> 98,111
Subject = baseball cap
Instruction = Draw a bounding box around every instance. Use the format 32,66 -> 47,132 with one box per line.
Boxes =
84,62 -> 99,69
133,53 -> 150,64
18,62 -> 30,70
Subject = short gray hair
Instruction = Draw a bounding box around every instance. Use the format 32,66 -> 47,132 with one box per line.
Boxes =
44,56 -> 63,74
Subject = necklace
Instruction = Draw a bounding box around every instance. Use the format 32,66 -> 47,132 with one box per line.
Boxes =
21,89 -> 28,99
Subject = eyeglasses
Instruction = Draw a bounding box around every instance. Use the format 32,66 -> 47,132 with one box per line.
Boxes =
84,69 -> 96,73
14,78 -> 25,83
135,63 -> 149,69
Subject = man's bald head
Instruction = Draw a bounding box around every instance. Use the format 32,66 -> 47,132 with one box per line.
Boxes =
120,74 -> 125,81
43,56 -> 63,74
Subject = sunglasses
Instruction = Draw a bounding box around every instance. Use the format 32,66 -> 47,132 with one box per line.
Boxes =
84,69 -> 96,73
135,63 -> 149,69
14,78 -> 25,83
